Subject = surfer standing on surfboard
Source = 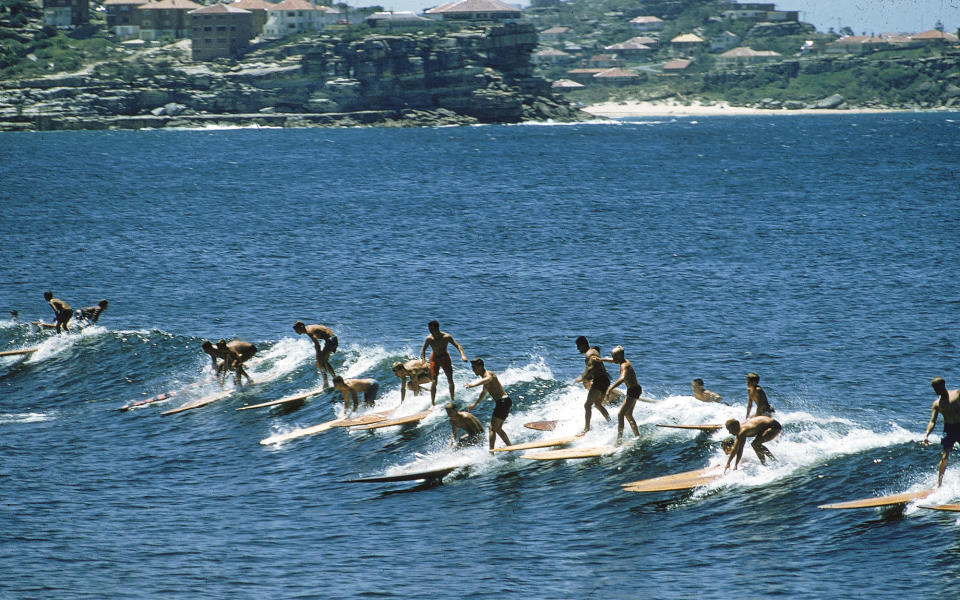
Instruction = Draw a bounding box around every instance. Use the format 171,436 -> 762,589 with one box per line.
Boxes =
420,320 -> 467,405
445,402 -> 484,448
922,377 -> 960,487
466,358 -> 512,451
596,346 -> 642,444
574,336 -> 611,436
745,372 -> 774,419
724,415 -> 782,470
43,291 -> 73,334
293,321 -> 338,388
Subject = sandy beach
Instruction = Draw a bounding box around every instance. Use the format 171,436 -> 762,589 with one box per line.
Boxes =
583,100 -> 909,117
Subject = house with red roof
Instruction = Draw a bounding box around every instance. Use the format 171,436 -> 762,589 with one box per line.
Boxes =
190,3 -> 253,60
262,0 -> 339,38
629,16 -> 663,32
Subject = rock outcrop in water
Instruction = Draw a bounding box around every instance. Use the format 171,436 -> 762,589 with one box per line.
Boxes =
0,23 -> 588,131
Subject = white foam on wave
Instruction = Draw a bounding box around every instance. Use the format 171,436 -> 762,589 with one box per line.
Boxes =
0,412 -> 50,424
248,337 -> 314,382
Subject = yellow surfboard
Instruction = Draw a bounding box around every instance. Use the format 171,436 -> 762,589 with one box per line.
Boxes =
490,435 -> 578,453
0,348 -> 39,357
237,387 -> 326,411
622,466 -> 725,493
919,504 -> 960,512
259,411 -> 392,446
350,408 -> 434,431
818,488 -> 936,510
520,446 -> 617,461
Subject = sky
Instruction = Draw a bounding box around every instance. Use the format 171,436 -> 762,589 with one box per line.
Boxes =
375,0 -> 960,36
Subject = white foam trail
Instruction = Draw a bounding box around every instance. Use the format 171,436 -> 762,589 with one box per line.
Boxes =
0,412 -> 50,424
247,337 -> 313,382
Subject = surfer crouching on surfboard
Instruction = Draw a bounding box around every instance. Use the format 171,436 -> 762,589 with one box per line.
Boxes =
293,321 -> 338,388
216,339 -> 257,385
922,377 -> 960,487
465,358 -> 511,451
445,403 -> 484,448
392,358 -> 432,404
332,376 -> 379,414
43,291 -> 73,334
724,416 -> 781,471
77,299 -> 108,325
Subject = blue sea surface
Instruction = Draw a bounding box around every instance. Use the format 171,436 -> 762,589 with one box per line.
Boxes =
2,114 -> 960,599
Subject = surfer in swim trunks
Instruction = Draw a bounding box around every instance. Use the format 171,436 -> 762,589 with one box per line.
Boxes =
466,358 -> 511,450
43,291 -> 73,334
293,321 -> 338,388
724,415 -> 782,470
745,372 -> 774,418
598,345 -> 641,445
419,320 -> 467,405
216,339 -> 257,385
332,376 -> 379,414
573,336 -> 611,436
922,377 -> 960,487
77,299 -> 108,325
201,340 -> 229,381
392,358 -> 432,403
692,378 -> 723,403
445,402 -> 485,448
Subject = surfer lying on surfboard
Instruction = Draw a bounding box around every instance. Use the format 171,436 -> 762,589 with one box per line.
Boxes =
724,416 -> 781,471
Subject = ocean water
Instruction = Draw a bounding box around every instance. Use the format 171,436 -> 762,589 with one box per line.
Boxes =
2,113 -> 960,599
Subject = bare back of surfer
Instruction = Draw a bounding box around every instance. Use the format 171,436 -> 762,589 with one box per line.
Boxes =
216,339 -> 257,385
573,336 -> 611,436
466,358 -> 511,450
201,340 -> 229,381
745,372 -> 773,418
293,321 -> 337,388
724,415 -> 782,470
693,378 -> 723,403
332,376 -> 379,414
392,358 -> 432,403
445,402 -> 484,448
43,291 -> 73,334
599,346 -> 641,444
77,299 -> 108,325
922,377 -> 960,487
419,320 -> 467,405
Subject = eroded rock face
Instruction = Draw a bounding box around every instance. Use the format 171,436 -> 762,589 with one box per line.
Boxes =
0,23 -> 588,131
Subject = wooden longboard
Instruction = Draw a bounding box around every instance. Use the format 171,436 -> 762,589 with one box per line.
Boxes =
237,387 -> 326,411
490,435 -> 578,453
160,390 -> 233,416
259,411 -> 391,446
524,420 -> 558,432
657,424 -> 724,431
622,466 -> 724,493
818,488 -> 936,510
346,465 -> 461,484
351,408 -> 434,431
0,348 -> 39,357
31,321 -> 57,329
521,446 -> 617,461
919,504 -> 960,512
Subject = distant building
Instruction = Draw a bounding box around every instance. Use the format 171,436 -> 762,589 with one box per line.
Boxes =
104,0 -> 147,38
539,26 -> 573,42
603,40 -> 652,58
661,58 -> 692,75
366,11 -> 433,28
138,0 -> 202,40
629,16 -> 663,32
231,0 -> 273,36
670,33 -> 705,54
551,78 -> 584,90
593,67 -> 640,85
721,3 -> 798,22
189,3 -> 253,60
424,0 -> 523,22
262,0 -> 339,38
566,67 -> 607,83
534,47 -> 575,64
709,30 -> 740,51
42,0 -> 89,27
587,53 -> 622,68
911,29 -> 960,45
717,46 -> 781,66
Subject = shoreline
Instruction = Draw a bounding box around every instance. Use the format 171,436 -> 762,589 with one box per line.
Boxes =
581,100 -> 950,118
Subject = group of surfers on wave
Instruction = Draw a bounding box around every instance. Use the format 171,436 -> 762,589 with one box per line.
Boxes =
32,293 -> 960,484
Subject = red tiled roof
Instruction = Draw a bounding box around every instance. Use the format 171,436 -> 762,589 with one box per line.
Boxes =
662,58 -> 692,70
138,0 -> 202,10
594,68 -> 638,78
231,0 -> 275,9
190,3 -> 251,13
103,0 -> 148,6
426,0 -> 521,14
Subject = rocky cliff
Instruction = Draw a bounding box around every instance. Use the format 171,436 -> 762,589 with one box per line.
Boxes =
0,23 -> 588,131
